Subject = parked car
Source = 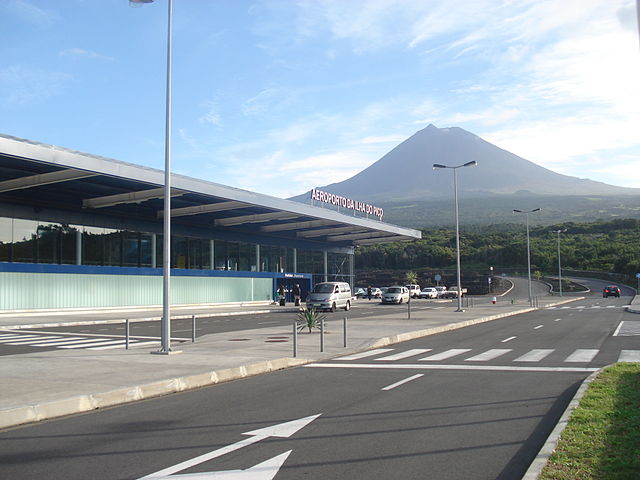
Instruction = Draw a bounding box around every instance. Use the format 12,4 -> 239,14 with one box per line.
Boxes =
603,285 -> 621,298
442,286 -> 467,299
306,282 -> 352,312
371,287 -> 382,298
382,286 -> 410,304
354,288 -> 366,298
405,284 -> 421,298
434,286 -> 447,298
379,287 -> 389,295
419,287 -> 438,299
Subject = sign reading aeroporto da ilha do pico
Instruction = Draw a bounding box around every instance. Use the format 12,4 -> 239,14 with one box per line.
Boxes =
311,188 -> 384,220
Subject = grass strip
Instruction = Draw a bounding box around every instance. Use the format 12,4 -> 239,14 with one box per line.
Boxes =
540,363 -> 640,479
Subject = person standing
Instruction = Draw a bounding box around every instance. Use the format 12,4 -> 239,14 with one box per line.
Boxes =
293,283 -> 301,306
278,284 -> 286,306
367,285 -> 372,301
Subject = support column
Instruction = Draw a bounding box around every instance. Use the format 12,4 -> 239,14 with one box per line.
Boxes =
293,248 -> 297,273
349,251 -> 354,291
151,234 -> 157,268
210,239 -> 215,270
256,244 -> 261,272
76,229 -> 82,265
323,251 -> 328,282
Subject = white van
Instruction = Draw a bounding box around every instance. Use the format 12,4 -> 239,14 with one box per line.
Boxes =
306,282 -> 352,312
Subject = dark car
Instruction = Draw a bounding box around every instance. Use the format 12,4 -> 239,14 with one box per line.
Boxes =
603,285 -> 621,297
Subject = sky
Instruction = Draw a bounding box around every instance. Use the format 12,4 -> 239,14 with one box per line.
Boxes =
1,0 -> 639,200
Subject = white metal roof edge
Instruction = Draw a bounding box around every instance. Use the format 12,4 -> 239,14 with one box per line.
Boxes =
0,134 -> 421,240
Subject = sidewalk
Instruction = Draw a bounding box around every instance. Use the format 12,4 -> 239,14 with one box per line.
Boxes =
0,296 -> 582,430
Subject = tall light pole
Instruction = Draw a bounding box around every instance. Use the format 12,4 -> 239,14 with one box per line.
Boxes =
131,0 -> 175,354
433,160 -> 477,312
514,208 -> 541,306
551,229 -> 567,296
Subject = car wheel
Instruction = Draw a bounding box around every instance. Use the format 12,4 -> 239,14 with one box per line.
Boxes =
344,300 -> 350,311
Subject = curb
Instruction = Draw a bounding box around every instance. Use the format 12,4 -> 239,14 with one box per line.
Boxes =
0,297 -> 583,430
0,308 -> 302,330
0,357 -> 309,430
521,366 -> 606,479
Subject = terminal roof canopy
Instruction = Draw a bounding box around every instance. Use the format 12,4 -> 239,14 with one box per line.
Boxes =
0,134 -> 421,247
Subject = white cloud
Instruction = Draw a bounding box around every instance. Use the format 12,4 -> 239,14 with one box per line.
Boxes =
0,65 -> 72,106
59,48 -> 113,61
2,0 -> 57,27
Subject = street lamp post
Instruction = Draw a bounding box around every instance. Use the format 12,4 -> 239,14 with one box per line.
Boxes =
513,208 -> 541,306
551,229 -> 567,296
131,0 -> 175,354
433,160 -> 477,312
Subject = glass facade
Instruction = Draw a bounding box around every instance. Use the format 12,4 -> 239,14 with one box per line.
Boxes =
0,216 -> 353,285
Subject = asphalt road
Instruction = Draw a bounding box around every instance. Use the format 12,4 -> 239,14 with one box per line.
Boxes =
0,298 -> 469,356
1,283 -> 637,479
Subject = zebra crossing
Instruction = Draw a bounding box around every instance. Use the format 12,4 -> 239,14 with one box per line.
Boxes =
545,305 -> 621,310
331,347 -> 640,364
0,332 -> 160,350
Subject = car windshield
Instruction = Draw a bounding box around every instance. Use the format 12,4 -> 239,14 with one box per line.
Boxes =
313,284 -> 335,293
387,287 -> 402,293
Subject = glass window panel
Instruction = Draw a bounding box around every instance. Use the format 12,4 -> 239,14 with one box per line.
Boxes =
122,231 -> 140,267
0,217 -> 12,261
140,233 -> 153,268
103,229 -> 122,266
37,222 -> 61,264
60,224 -> 80,265
172,235 -> 188,269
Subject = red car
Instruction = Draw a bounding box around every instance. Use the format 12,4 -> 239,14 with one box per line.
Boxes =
603,285 -> 621,298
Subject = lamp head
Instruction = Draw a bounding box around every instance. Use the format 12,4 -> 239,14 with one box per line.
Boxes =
463,160 -> 477,167
433,164 -> 447,169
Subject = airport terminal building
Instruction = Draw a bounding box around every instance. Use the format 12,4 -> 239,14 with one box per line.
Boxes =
0,134 -> 421,311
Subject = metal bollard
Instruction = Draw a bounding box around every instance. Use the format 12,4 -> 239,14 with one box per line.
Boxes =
343,316 -> 347,348
407,297 -> 411,320
125,319 -> 130,350
293,320 -> 298,357
192,315 -> 196,343
320,317 -> 325,352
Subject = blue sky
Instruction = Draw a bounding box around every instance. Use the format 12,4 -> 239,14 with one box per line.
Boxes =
1,0 -> 639,199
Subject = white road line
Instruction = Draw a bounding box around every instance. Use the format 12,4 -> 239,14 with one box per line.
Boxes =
564,349 -> 599,363
59,339 -> 128,349
306,363 -> 598,373
465,349 -> 512,362
335,349 -> 394,361
618,350 -> 640,362
419,349 -> 471,361
2,336 -> 61,345
382,374 -> 424,391
501,336 -> 517,343
20,337 -> 87,346
613,322 -> 624,337
89,340 -> 159,350
554,318 -> 562,322
375,349 -> 431,361
514,349 -> 555,362
534,325 -> 544,330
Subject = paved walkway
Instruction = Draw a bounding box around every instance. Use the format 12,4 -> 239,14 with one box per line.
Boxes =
0,296 -> 589,430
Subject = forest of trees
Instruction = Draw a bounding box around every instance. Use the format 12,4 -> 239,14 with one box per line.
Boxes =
355,218 -> 640,286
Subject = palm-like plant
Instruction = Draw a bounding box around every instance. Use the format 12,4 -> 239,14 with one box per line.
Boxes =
297,308 -> 326,333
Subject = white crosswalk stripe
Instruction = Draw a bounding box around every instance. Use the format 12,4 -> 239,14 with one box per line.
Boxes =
618,350 -> 640,362
0,332 -> 157,350
419,349 -> 472,361
564,349 -> 599,362
375,349 -> 431,361
336,349 -> 394,361
465,349 -> 512,362
331,347 -> 640,366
